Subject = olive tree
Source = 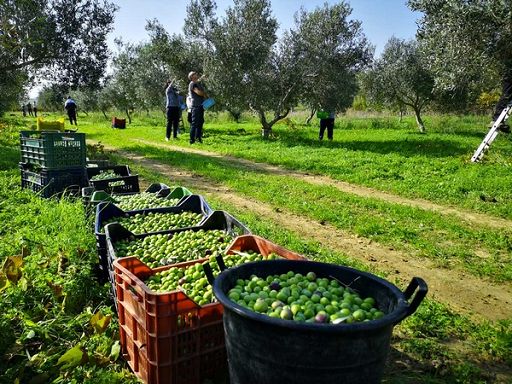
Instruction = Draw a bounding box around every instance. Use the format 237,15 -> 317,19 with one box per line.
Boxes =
408,0 -> 511,105
0,0 -> 117,115
186,0 -> 304,137
290,2 -> 373,120
361,37 -> 434,133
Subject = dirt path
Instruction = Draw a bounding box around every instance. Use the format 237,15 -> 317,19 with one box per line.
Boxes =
134,139 -> 512,231
114,147 -> 512,321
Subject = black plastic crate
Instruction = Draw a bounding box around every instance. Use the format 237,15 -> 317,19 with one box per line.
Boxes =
20,163 -> 88,198
104,210 -> 251,294
87,165 -> 140,194
20,131 -> 86,169
94,194 -> 213,280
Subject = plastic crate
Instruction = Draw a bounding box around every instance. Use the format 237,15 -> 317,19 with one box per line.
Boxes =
105,211 -> 249,291
114,256 -> 226,384
113,235 -> 305,384
20,163 -> 88,198
94,195 -> 212,280
83,183 -> 174,220
20,130 -> 86,169
87,165 -> 140,194
36,117 -> 65,132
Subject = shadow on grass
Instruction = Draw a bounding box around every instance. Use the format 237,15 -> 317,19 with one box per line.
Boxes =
242,134 -> 471,158
0,146 -> 20,171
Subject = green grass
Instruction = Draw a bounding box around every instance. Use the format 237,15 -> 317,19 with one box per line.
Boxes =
2,113 -> 511,383
72,110 -> 512,219
0,118 -> 139,383
49,112 -> 510,283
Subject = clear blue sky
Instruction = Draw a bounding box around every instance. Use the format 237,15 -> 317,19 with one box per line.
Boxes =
109,0 -> 421,57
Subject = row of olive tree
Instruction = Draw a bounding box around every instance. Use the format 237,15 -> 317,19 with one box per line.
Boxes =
74,0 -> 371,137
360,0 -> 510,133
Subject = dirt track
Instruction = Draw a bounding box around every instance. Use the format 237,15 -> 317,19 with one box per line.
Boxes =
109,143 -> 512,322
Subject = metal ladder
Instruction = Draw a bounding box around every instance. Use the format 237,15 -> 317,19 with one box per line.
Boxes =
471,102 -> 512,162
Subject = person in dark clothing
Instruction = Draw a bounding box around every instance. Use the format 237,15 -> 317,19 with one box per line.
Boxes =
21,104 -> 26,117
491,72 -> 512,133
64,96 -> 78,125
165,80 -> 180,140
27,102 -> 33,116
33,102 -> 38,117
187,71 -> 208,144
319,111 -> 335,141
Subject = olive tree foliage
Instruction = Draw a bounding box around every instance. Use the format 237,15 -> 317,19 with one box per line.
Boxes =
361,38 -> 434,133
186,0 -> 302,136
145,19 -> 205,96
408,0 -> 511,96
0,0 -> 117,115
290,2 -> 373,121
37,84 -> 66,112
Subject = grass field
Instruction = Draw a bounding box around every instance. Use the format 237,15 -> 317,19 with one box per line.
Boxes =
1,111 -> 511,383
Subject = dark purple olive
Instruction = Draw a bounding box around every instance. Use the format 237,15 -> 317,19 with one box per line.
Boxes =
314,311 -> 329,324
269,281 -> 281,290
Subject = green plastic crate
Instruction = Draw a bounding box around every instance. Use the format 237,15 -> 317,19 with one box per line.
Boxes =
20,131 -> 86,169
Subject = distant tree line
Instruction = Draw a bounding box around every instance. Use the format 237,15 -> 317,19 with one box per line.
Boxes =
2,0 -> 510,135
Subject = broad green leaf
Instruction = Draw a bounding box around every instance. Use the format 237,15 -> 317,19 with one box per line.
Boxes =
56,344 -> 87,370
110,340 -> 121,361
90,311 -> 111,334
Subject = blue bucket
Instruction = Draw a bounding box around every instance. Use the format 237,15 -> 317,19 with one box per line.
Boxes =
203,98 -> 215,110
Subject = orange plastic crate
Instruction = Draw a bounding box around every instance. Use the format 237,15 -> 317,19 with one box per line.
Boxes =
113,235 -> 306,384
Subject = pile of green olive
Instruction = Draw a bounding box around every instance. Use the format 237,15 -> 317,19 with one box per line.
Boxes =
90,171 -> 121,181
114,192 -> 180,211
146,251 -> 280,305
114,229 -> 233,268
100,211 -> 203,233
228,271 -> 385,324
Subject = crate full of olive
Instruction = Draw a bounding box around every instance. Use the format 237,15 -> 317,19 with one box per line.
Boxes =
112,229 -> 235,268
90,171 -> 122,181
146,251 -> 281,305
227,271 -> 385,324
114,192 -> 180,211
106,210 -> 250,270
100,211 -> 203,234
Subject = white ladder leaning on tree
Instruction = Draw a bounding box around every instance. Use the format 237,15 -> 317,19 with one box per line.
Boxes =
471,101 -> 512,162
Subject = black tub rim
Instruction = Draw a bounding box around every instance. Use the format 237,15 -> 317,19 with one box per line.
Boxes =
212,259 -> 427,334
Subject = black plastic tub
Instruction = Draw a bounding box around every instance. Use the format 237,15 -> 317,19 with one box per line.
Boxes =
211,259 -> 427,384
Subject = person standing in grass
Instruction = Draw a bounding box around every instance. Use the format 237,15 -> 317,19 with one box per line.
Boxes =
27,102 -> 33,117
319,110 -> 335,141
165,79 -> 180,141
64,96 -> 78,125
187,71 -> 208,144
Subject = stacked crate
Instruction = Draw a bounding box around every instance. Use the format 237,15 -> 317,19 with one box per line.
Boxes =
19,130 -> 88,198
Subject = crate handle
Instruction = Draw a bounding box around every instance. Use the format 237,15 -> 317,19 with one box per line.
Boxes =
128,283 -> 144,303
215,254 -> 227,272
395,276 -> 428,323
203,263 -> 216,286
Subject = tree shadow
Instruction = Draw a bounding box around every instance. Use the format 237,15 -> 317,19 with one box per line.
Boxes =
248,135 -> 471,158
